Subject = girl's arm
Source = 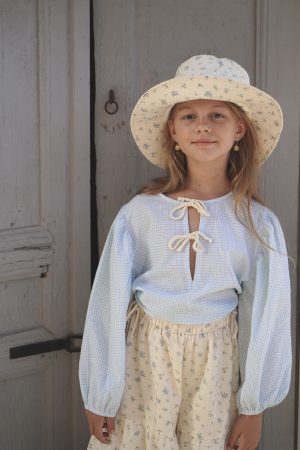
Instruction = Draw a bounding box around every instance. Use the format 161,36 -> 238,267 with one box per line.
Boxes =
79,207 -> 135,419
226,210 -> 292,449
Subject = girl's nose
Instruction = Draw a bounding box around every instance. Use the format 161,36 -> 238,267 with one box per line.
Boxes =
195,121 -> 211,133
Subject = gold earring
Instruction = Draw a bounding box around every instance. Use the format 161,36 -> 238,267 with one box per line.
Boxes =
175,143 -> 181,151
233,141 -> 240,151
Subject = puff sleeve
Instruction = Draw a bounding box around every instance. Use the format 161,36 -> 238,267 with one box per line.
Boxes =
236,211 -> 292,415
79,207 -> 136,417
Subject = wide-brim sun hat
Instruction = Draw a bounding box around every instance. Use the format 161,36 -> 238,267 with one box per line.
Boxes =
130,54 -> 283,169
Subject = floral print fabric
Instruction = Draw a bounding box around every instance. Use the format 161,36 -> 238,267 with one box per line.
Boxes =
87,302 -> 239,450
129,54 -> 283,169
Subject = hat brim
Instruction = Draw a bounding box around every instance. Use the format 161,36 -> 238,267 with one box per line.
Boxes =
130,75 -> 283,168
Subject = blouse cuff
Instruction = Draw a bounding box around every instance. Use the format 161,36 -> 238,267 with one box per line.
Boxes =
237,389 -> 290,416
83,401 -> 118,418
238,405 -> 266,416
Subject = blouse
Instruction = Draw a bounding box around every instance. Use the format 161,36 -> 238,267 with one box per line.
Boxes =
79,191 -> 292,418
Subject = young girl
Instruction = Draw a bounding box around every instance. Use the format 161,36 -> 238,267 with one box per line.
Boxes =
79,55 -> 293,450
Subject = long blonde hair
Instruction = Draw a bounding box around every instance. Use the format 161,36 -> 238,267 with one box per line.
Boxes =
134,101 -> 295,269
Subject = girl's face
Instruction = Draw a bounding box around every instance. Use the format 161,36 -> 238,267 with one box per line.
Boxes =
167,99 -> 246,166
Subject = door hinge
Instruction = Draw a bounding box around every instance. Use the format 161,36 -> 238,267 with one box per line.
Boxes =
9,334 -> 83,359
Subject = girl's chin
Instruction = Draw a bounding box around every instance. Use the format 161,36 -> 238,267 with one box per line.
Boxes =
185,153 -> 228,164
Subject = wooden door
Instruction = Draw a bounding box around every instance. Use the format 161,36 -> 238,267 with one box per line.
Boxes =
0,1 -> 90,449
93,1 -> 300,449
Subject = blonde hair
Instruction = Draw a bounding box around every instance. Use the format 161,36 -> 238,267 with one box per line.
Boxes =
134,101 -> 295,271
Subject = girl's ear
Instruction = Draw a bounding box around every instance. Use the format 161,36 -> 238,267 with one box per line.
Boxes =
236,120 -> 247,140
167,119 -> 177,141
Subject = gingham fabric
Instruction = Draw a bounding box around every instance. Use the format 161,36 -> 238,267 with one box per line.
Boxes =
79,191 -> 292,417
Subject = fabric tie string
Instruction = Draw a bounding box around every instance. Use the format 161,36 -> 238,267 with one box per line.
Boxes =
169,197 -> 210,220
125,300 -> 142,338
168,230 -> 213,252
126,300 -> 238,339
168,197 -> 213,249
230,309 -> 238,339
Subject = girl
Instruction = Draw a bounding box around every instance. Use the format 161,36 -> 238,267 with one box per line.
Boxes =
79,55 -> 293,450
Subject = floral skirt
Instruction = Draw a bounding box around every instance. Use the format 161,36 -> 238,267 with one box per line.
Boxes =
87,301 -> 240,450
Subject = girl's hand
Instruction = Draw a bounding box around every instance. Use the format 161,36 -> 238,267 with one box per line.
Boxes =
225,412 -> 263,450
84,409 -> 115,444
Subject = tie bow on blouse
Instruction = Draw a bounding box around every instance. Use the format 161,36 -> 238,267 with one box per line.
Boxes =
169,197 -> 211,220
168,196 -> 213,251
168,230 -> 213,252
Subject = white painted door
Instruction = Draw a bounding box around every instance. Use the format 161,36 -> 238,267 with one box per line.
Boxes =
94,1 -> 299,449
0,1 -> 90,449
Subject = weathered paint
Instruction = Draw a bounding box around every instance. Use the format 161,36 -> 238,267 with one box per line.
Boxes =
0,1 -> 90,449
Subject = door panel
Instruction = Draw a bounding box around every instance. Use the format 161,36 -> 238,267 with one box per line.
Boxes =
0,1 -> 90,449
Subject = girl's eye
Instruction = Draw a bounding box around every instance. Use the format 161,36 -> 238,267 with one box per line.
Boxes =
182,114 -> 195,120
181,112 -> 225,120
211,112 -> 225,119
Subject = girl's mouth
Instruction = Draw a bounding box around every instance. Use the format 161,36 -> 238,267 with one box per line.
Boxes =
192,140 -> 216,144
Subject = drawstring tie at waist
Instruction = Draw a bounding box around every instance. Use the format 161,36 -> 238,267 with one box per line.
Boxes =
125,300 -> 143,338
126,300 -> 238,339
230,309 -> 238,339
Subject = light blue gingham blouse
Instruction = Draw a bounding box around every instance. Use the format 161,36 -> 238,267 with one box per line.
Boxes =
79,191 -> 292,417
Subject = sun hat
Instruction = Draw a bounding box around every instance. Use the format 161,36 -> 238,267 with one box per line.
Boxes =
130,54 -> 283,169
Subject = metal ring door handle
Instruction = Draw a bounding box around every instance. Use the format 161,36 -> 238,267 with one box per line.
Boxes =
104,89 -> 119,115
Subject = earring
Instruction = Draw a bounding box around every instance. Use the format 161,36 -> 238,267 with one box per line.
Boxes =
175,143 -> 181,151
233,141 -> 240,151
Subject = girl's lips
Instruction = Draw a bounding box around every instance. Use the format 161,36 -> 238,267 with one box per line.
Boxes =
192,140 -> 216,144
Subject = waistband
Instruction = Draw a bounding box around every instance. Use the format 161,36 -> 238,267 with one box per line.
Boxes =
125,299 -> 238,339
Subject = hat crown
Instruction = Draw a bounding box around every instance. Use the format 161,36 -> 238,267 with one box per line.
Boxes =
175,54 -> 250,85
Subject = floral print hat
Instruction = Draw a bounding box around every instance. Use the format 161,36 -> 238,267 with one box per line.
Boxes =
130,54 -> 283,169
